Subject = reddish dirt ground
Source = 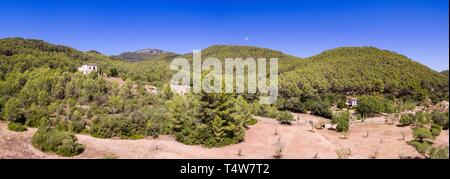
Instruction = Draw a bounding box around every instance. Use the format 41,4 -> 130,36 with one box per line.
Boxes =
1,114 -> 448,159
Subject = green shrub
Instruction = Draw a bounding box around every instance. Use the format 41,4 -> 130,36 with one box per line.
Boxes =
277,111 -> 294,125
24,104 -> 49,127
355,113 -> 362,121
257,104 -> 279,118
337,100 -> 347,109
2,98 -> 26,123
400,101 -> 417,111
412,127 -> 433,143
89,116 -> 119,138
128,134 -> 145,140
431,111 -> 449,130
383,100 -> 396,114
414,112 -> 428,126
142,105 -> 170,136
356,95 -> 385,118
428,146 -> 449,159
7,122 -> 27,132
101,155 -> 119,159
337,119 -> 349,133
332,112 -> 350,132
430,124 -> 442,137
246,118 -> 258,126
89,113 -> 146,139
32,128 -> 84,157
305,100 -> 332,119
283,97 -> 306,112
68,120 -> 86,133
109,68 -> 119,77
55,117 -> 69,131
399,114 -> 414,126
407,140 -> 431,156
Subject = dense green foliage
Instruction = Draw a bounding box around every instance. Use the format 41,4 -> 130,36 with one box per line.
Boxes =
398,111 -> 446,129
7,122 -> 27,132
412,127 -> 433,143
408,126 -> 448,159
0,38 -> 92,79
1,37 -> 449,151
0,39 -> 256,148
255,104 -> 280,118
181,45 -> 303,73
430,124 -> 442,137
332,112 -> 350,132
32,128 -> 84,157
431,111 -> 449,130
2,98 -> 26,123
399,114 -> 415,126
166,94 -> 253,147
280,47 -> 448,100
428,145 -> 449,159
356,95 -> 395,118
407,140 -> 431,156
277,111 -> 294,124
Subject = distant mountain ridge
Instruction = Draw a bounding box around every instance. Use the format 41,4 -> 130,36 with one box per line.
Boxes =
113,48 -> 177,62
135,48 -> 166,54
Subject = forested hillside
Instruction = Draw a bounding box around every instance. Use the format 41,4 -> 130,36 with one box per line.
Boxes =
0,38 -> 93,79
0,38 -> 254,154
279,47 -> 448,101
0,37 -> 448,156
1,37 -> 448,112
180,45 -> 305,73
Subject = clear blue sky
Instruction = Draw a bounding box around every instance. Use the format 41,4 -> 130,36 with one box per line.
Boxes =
1,0 -> 448,71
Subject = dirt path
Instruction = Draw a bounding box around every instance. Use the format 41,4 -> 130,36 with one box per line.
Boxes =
1,114 -> 448,159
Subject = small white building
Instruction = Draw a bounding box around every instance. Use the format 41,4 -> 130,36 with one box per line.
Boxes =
345,97 -> 358,107
78,63 -> 98,75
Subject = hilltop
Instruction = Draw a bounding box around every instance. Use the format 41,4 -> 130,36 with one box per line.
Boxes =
279,47 -> 448,99
113,48 -> 178,62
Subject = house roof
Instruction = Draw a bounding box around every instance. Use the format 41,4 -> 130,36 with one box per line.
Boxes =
347,97 -> 358,101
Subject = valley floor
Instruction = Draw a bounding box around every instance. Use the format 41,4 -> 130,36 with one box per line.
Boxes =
0,114 -> 448,159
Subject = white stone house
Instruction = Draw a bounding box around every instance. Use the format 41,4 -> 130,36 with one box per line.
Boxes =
78,63 -> 98,75
345,97 -> 358,107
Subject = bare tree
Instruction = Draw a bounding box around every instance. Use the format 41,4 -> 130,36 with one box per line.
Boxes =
237,149 -> 243,156
370,150 -> 379,159
273,145 -> 283,159
276,136 -> 282,145
155,143 -> 162,151
335,148 -> 352,159
313,153 -> 319,159
400,131 -> 406,140
273,136 -> 284,159
340,132 -> 349,140
309,120 -> 315,132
